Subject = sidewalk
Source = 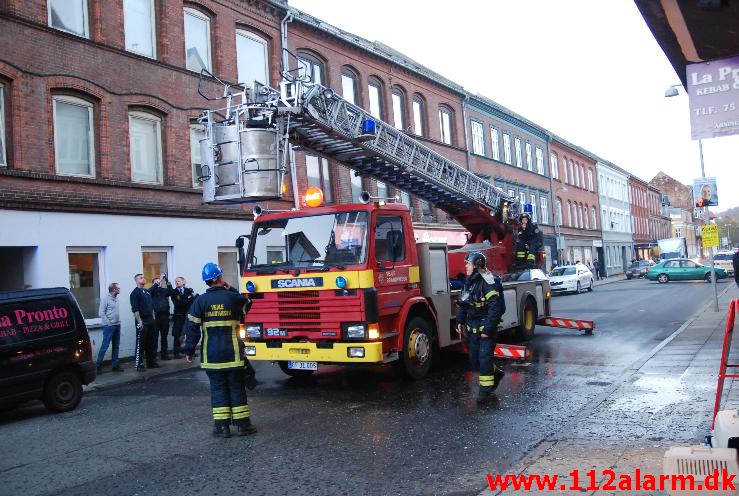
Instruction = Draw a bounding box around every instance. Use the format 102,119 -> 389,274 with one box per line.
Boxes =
84,357 -> 198,393
593,274 -> 627,287
483,283 -> 739,495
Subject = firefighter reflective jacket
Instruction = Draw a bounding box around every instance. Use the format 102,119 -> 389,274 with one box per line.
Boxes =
518,222 -> 543,252
455,271 -> 505,334
184,286 -> 252,369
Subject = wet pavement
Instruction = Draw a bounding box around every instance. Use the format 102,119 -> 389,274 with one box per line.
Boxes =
0,278 -> 733,496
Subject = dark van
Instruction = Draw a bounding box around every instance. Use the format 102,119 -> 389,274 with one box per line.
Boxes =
0,288 -> 96,412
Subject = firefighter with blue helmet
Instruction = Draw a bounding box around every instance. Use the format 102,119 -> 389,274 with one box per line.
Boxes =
515,209 -> 542,268
184,262 -> 256,437
456,251 -> 506,402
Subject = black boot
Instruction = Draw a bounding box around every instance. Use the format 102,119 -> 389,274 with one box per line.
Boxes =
234,420 -> 257,436
491,368 -> 506,391
212,425 -> 231,438
476,390 -> 493,404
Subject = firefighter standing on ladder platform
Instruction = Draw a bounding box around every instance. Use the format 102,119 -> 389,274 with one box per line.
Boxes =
515,207 -> 543,268
456,252 -> 506,402
184,263 -> 257,438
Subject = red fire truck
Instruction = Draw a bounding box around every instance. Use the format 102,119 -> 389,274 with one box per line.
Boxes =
197,72 -> 592,379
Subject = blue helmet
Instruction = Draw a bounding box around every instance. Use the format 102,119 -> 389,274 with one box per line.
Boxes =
201,262 -> 224,282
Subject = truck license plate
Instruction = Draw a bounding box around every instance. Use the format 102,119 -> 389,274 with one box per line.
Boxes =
287,361 -> 317,371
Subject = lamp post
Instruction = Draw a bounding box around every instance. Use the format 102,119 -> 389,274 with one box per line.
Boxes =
665,84 -> 718,311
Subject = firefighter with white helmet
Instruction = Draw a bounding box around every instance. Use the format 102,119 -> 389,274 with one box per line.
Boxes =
455,252 -> 506,402
184,262 -> 257,437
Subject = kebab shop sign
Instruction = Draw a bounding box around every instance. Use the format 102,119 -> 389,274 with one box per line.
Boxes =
687,56 -> 739,140
0,303 -> 73,340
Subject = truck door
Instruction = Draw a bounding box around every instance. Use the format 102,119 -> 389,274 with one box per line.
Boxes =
373,215 -> 413,322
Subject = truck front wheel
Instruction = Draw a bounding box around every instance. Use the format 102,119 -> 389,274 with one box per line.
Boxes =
393,317 -> 434,380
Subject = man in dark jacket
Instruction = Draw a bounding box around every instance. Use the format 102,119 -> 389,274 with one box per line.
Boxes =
170,276 -> 196,359
732,248 -> 739,289
456,252 -> 506,403
130,273 -> 161,371
151,275 -> 172,360
515,212 -> 543,268
185,263 -> 256,438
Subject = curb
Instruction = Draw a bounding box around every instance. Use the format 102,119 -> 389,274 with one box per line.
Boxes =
84,363 -> 199,394
482,284 -> 734,495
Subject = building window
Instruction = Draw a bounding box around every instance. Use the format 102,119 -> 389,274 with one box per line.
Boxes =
502,133 -> 511,164
569,160 -> 575,186
306,155 -> 332,203
297,54 -> 323,84
549,153 -> 558,179
400,191 -> 412,209
471,120 -> 485,156
578,204 -> 584,229
218,248 -> 239,290
49,0 -> 89,37
525,142 -> 532,171
368,79 -> 382,119
341,72 -> 356,105
580,166 -> 585,189
141,248 -> 170,286
376,181 -> 388,199
438,107 -> 452,145
563,157 -> 568,183
514,137 -> 522,167
490,127 -> 500,161
519,191 -> 526,209
0,84 -> 5,167
584,204 -> 589,229
573,163 -> 580,188
391,89 -> 404,130
124,0 -> 156,57
184,8 -> 211,72
587,169 -> 594,191
53,95 -> 95,177
237,30 -> 269,87
508,188 -> 515,198
129,111 -> 163,184
530,193 -> 538,222
190,124 -> 204,187
535,147 -> 544,175
67,249 -> 102,321
412,95 -> 424,136
540,196 -> 549,224
556,198 -> 562,226
350,170 -> 362,202
420,200 -> 433,219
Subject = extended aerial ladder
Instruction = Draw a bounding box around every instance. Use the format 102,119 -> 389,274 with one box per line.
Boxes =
198,72 -> 520,273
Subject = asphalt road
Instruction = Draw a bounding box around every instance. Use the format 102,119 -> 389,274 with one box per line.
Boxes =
0,278 -> 727,496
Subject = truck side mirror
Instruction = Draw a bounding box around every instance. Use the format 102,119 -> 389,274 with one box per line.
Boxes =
235,235 -> 250,273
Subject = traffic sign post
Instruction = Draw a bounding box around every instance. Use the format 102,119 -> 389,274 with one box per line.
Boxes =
703,224 -> 720,312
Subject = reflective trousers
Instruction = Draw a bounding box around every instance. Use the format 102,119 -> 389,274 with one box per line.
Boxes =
467,328 -> 498,393
515,239 -> 536,261
206,368 -> 250,427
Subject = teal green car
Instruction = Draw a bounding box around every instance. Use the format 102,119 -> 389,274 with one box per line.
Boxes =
645,258 -> 728,283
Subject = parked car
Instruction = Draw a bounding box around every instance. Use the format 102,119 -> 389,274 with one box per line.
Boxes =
548,264 -> 594,294
626,260 -> 654,279
506,269 -> 548,282
714,251 -> 736,276
0,288 -> 96,412
645,258 -> 728,283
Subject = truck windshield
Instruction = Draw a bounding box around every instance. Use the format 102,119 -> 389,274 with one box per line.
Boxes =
248,211 -> 368,270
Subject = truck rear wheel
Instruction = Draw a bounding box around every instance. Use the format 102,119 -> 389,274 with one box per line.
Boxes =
278,361 -> 315,378
515,298 -> 537,341
393,317 -> 434,380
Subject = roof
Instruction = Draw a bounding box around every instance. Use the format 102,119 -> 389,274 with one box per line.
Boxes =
288,7 -> 466,95
466,93 -> 549,140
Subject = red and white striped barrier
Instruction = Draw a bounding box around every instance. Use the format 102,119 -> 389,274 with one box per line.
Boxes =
541,317 -> 595,333
494,343 -> 527,360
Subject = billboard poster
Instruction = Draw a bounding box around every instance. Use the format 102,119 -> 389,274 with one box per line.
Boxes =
693,177 -> 719,207
686,56 -> 739,140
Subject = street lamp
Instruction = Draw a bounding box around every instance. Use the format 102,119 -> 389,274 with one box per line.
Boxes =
664,84 -> 718,311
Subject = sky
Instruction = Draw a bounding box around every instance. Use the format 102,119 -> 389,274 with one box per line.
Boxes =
288,0 -> 738,213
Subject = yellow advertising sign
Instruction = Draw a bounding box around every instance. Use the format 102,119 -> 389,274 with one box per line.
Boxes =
702,224 -> 720,248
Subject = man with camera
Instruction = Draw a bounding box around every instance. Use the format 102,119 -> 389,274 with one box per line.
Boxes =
130,273 -> 162,371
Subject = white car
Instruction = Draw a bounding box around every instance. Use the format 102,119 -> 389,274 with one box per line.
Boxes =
548,264 -> 594,294
714,251 -> 736,276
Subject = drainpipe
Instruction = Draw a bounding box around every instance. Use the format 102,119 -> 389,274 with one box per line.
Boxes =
547,136 -> 561,263
462,93 -> 471,171
280,10 -> 293,76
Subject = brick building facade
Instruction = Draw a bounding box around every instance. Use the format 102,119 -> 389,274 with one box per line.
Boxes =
629,175 -> 650,260
549,136 -> 600,266
649,171 -> 705,258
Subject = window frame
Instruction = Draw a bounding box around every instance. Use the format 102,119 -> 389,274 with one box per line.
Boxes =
470,119 -> 485,156
502,132 -> 511,165
141,247 -> 172,288
52,95 -> 96,178
391,88 -> 405,130
540,196 -> 549,224
236,29 -> 269,87
183,7 -> 212,73
67,247 -> 104,325
550,152 -> 558,179
514,136 -> 522,168
0,83 -> 6,168
305,154 -> 333,204
530,193 -> 538,222
438,106 -> 453,145
350,169 -> 363,203
128,110 -> 164,185
189,123 -> 204,188
124,0 -> 157,58
367,78 -> 383,119
490,127 -> 500,161
375,215 -> 406,263
48,0 -> 89,38
525,141 -> 532,171
341,71 -> 357,106
412,95 -> 425,136
297,53 -> 324,85
218,247 -> 240,290
556,198 -> 562,226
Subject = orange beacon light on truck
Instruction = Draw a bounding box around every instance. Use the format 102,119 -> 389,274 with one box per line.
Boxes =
305,186 -> 324,207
